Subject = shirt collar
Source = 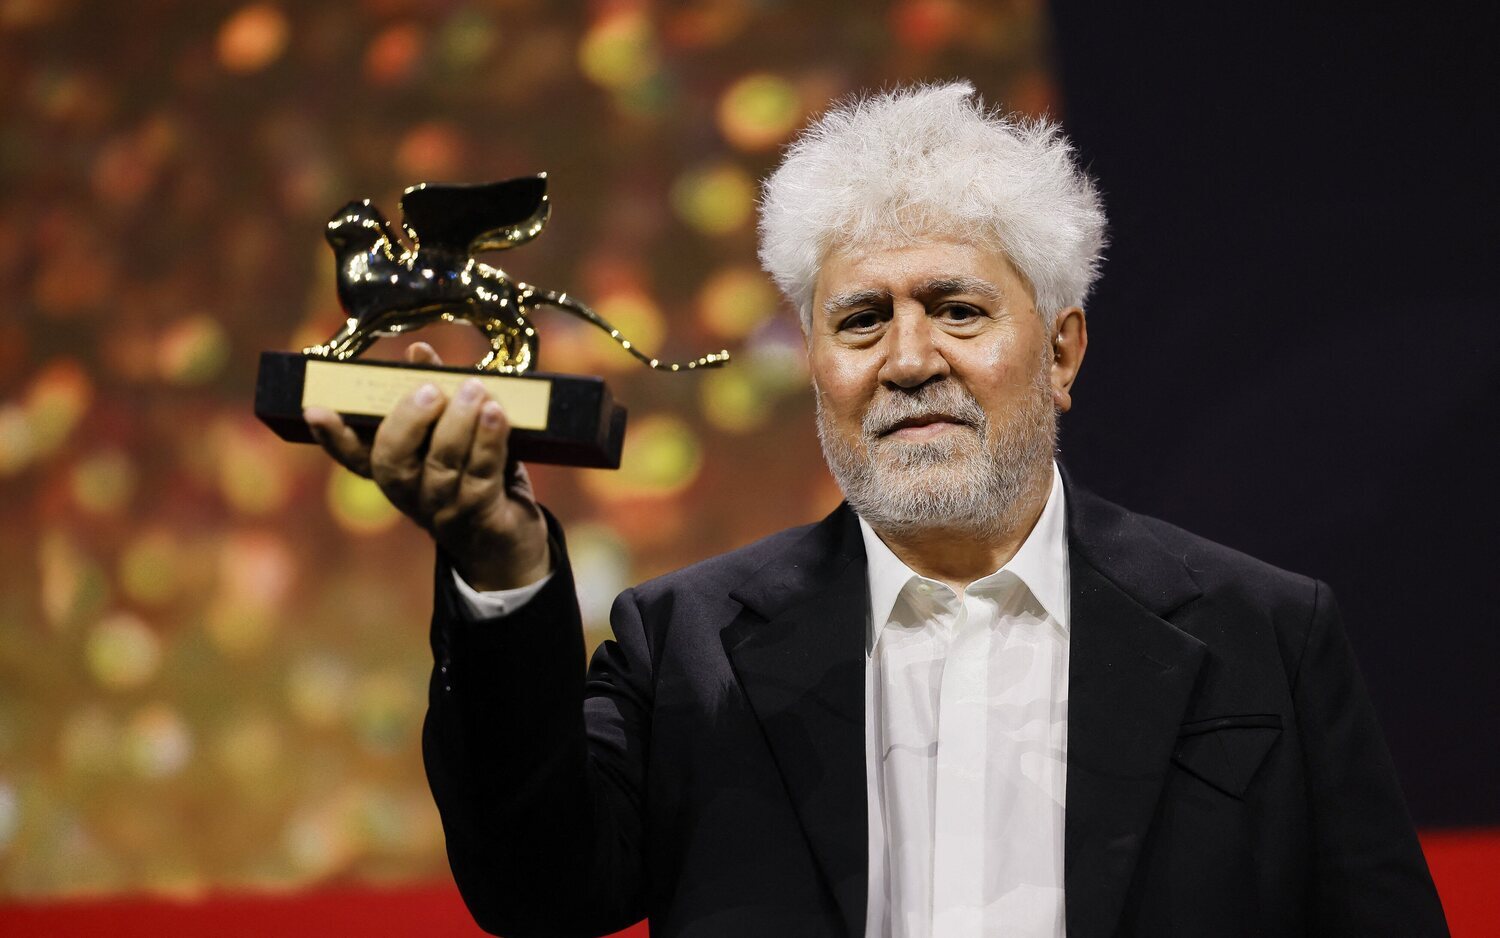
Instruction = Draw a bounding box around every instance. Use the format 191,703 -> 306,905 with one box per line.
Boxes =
857,462 -> 1070,651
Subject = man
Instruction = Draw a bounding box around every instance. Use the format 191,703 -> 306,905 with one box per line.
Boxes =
307,83 -> 1448,936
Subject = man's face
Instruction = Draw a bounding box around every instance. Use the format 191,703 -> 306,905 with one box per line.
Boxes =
807,238 -> 1064,535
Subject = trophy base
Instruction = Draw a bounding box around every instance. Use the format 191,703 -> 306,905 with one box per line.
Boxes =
254,351 -> 626,469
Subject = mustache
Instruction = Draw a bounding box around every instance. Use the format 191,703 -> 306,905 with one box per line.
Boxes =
862,383 -> 987,438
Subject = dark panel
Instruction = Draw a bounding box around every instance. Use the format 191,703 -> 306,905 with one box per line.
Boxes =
1049,1 -> 1500,825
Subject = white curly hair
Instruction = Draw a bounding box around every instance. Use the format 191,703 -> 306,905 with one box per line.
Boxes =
757,81 -> 1107,332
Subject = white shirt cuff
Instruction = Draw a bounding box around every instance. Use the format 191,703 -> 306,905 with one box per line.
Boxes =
450,567 -> 554,620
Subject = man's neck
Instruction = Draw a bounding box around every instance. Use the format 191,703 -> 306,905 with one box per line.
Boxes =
870,469 -> 1054,594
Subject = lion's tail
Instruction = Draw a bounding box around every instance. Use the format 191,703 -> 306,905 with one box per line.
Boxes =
518,285 -> 729,372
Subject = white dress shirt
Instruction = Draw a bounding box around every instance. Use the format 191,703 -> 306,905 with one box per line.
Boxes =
860,463 -> 1070,938
453,465 -> 1070,937
452,567 -> 553,617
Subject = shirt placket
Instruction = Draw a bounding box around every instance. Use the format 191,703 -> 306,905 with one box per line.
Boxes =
877,582 -> 951,938
930,589 -> 993,935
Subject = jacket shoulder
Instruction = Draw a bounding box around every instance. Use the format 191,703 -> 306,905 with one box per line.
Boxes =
1134,510 -> 1318,600
1108,502 -> 1328,678
1067,478 -> 1324,648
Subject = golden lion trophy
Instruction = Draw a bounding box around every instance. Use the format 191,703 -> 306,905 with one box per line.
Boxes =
255,174 -> 728,468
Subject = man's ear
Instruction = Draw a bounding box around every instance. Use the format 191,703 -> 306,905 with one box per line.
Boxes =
1050,306 -> 1087,413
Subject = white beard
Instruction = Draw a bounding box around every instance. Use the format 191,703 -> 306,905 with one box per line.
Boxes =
815,354 -> 1057,540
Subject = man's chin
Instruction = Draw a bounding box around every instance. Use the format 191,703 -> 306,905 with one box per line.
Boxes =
847,484 -> 998,533
864,461 -> 986,504
869,436 -> 983,470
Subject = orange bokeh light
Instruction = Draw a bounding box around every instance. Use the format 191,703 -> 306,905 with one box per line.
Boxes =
217,4 -> 291,74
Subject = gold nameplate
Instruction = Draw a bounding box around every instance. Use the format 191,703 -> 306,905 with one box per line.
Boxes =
301,359 -> 551,430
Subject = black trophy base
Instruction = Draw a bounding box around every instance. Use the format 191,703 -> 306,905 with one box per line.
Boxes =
254,351 -> 627,469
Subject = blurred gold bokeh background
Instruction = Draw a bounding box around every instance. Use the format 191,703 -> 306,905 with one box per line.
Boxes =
0,0 -> 1052,900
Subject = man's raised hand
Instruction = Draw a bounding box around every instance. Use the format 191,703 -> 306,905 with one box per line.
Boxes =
304,341 -> 552,591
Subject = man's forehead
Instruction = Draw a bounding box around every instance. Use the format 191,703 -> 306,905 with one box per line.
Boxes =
815,237 -> 1018,299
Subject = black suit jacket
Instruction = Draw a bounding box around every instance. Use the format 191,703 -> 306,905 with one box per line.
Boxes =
423,477 -> 1448,937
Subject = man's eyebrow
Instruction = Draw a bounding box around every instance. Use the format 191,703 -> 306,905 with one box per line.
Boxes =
912,276 -> 1003,301
820,277 -> 1003,317
822,288 -> 890,316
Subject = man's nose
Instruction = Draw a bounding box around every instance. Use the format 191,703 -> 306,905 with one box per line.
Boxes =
876,307 -> 949,389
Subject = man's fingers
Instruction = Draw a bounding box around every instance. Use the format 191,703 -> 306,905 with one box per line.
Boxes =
370,383 -> 446,517
431,399 -> 524,538
505,457 -> 537,504
406,341 -> 444,367
462,400 -> 511,485
419,379 -> 487,519
304,406 -> 372,477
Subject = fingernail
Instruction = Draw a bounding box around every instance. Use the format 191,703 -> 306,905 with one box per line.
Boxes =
459,379 -> 484,403
480,401 -> 503,429
414,384 -> 439,406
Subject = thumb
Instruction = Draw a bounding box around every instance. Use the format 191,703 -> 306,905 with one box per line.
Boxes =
406,341 -> 444,367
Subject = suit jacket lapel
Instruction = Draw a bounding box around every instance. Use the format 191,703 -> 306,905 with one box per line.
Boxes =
722,506 -> 869,938
1063,479 -> 1208,938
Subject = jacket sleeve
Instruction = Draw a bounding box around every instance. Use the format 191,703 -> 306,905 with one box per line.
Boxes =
1293,580 -> 1449,936
422,510 -> 655,938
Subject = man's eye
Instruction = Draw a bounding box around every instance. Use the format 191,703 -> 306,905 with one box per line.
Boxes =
939,303 -> 982,322
840,311 -> 883,332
